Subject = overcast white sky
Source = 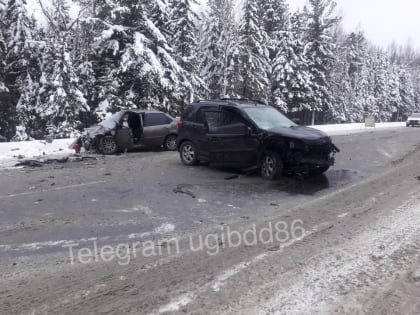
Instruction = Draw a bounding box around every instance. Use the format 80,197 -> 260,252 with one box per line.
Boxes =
289,0 -> 420,49
26,0 -> 420,50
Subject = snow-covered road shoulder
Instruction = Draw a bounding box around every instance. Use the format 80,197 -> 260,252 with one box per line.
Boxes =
0,138 -> 76,169
313,122 -> 406,135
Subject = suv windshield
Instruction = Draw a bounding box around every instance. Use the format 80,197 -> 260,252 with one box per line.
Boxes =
99,112 -> 124,129
243,107 -> 297,129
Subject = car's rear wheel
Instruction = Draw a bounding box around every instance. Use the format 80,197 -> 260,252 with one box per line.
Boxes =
164,134 -> 177,151
309,165 -> 330,175
180,141 -> 199,166
98,136 -> 118,155
261,151 -> 283,180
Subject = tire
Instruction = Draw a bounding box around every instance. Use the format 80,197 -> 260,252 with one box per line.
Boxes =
309,165 -> 330,175
260,151 -> 283,180
180,141 -> 199,166
98,136 -> 118,155
164,134 -> 177,151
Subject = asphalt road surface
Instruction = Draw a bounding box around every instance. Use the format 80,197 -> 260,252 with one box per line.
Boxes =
1,127 -> 420,314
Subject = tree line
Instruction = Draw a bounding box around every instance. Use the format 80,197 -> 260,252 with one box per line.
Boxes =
1,0 -> 419,140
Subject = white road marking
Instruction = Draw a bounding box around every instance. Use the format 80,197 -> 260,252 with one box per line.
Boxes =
0,223 -> 176,252
0,180 -> 107,199
337,212 -> 349,218
211,253 -> 268,292
157,294 -> 194,314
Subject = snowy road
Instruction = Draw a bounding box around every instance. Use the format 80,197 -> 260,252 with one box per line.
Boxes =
0,126 -> 420,314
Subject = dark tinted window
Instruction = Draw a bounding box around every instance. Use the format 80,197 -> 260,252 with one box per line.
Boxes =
205,110 -> 247,134
196,105 -> 219,124
218,111 -> 242,126
144,113 -> 170,127
204,111 -> 220,128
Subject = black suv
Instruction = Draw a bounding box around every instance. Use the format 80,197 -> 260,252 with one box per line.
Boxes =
177,99 -> 339,180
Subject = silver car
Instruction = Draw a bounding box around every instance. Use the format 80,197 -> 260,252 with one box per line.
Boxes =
79,110 -> 179,154
406,113 -> 420,127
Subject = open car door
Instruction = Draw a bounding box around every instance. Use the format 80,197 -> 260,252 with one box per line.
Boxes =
115,112 -> 137,151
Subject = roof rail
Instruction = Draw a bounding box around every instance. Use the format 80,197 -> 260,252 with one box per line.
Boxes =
251,99 -> 266,105
219,98 -> 249,101
194,99 -> 227,103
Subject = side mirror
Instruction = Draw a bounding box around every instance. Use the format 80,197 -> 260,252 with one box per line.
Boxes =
292,118 -> 301,125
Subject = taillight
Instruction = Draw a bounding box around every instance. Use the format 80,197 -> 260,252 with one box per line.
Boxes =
177,120 -> 183,129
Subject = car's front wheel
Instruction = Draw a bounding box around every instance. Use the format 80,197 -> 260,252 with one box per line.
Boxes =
98,136 -> 118,155
180,141 -> 199,166
164,134 -> 177,151
261,151 -> 283,180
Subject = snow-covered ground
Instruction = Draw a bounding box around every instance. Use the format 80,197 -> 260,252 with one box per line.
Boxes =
0,138 -> 76,169
0,122 -> 407,169
313,122 -> 406,135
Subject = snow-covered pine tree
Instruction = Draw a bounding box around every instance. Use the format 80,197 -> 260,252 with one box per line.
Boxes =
303,0 -> 340,124
397,66 -> 415,117
169,0 -> 204,107
148,0 -> 172,39
342,30 -> 368,122
2,0 -> 39,139
199,0 -> 237,98
69,1 -> 102,126
259,0 -> 289,106
0,1 -> 8,138
36,0 -> 88,138
271,13 -> 312,113
0,2 -> 7,95
388,65 -> 402,121
92,0 -> 189,116
236,0 -> 269,100
260,0 -> 288,60
371,49 -> 391,121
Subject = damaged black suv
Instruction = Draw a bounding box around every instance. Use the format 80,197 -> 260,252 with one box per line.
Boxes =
177,99 -> 339,180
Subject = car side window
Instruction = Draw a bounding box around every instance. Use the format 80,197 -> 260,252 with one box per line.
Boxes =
144,113 -> 170,127
204,110 -> 247,135
196,106 -> 218,124
203,111 -> 219,128
218,111 -> 242,126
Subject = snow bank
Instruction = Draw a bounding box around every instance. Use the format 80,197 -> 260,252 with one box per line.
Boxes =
312,122 -> 406,135
0,138 -> 76,169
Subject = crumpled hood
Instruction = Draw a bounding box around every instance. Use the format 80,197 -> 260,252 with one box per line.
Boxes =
84,124 -> 110,137
265,125 -> 330,144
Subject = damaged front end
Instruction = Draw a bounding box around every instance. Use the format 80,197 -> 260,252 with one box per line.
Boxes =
73,125 -> 112,153
283,136 -> 340,173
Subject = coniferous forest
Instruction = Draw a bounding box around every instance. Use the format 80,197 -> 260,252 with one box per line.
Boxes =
1,0 -> 420,140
